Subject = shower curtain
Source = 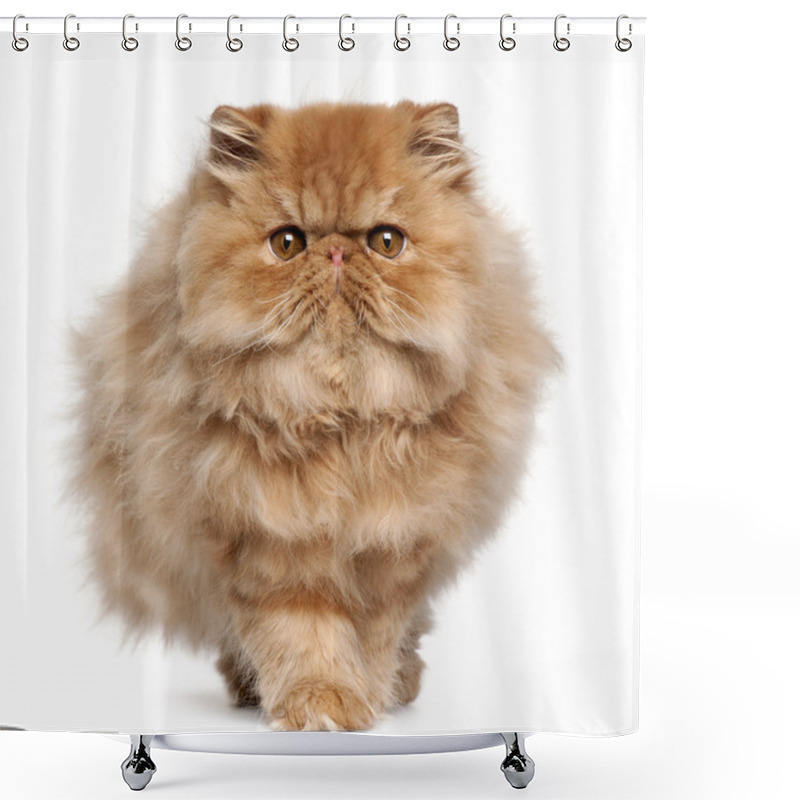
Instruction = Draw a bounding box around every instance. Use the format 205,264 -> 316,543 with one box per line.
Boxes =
0,16 -> 643,739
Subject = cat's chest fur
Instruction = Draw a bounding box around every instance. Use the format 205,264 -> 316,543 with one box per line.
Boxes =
191,403 -> 475,553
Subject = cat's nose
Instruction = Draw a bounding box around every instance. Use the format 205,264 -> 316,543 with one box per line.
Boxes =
328,246 -> 346,294
328,246 -> 346,267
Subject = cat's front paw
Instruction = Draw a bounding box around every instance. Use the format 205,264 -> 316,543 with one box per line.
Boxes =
393,648 -> 424,707
269,681 -> 376,731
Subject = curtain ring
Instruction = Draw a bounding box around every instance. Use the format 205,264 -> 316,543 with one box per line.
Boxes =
226,15 -> 243,52
499,13 -> 516,51
443,14 -> 460,51
122,14 -> 139,51
615,14 -> 632,52
338,14 -> 355,51
553,14 -> 570,52
175,14 -> 192,51
63,13 -> 80,51
394,15 -> 410,51
283,15 -> 299,51
12,14 -> 29,52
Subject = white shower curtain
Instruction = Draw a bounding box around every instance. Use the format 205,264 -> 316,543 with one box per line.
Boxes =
0,17 -> 643,737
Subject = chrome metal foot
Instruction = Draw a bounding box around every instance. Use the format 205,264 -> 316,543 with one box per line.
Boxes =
500,732 -> 535,789
121,735 -> 157,791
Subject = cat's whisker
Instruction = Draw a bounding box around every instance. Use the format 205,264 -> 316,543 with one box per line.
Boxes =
307,295 -> 322,338
259,294 -> 297,327
210,334 -> 266,367
355,297 -> 377,339
250,292 -> 305,352
210,291 -> 300,365
233,302 -> 294,357
381,304 -> 427,350
356,299 -> 366,329
209,311 -> 294,366
384,284 -> 429,322
255,308 -> 278,354
251,286 -> 296,307
383,296 -> 429,337
261,297 -> 306,346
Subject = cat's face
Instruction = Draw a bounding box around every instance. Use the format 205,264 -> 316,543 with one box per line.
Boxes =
177,102 -> 486,401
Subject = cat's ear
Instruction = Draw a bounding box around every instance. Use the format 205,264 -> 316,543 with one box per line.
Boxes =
207,104 -> 272,174
404,102 -> 471,188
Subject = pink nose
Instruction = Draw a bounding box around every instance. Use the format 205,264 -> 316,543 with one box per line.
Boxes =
328,246 -> 345,268
329,246 -> 345,293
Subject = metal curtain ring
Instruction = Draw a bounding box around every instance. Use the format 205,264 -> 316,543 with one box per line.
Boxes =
122,14 -> 138,51
553,14 -> 570,51
283,15 -> 299,51
615,14 -> 632,51
394,14 -> 410,51
226,15 -> 243,51
175,14 -> 192,51
338,14 -> 355,51
499,13 -> 516,51
443,14 -> 460,51
63,13 -> 80,51
12,14 -> 29,51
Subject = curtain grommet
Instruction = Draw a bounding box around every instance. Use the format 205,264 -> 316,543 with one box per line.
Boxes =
226,15 -> 243,52
499,14 -> 516,51
443,14 -> 460,51
121,14 -> 139,51
175,14 -> 192,51
12,14 -> 29,51
282,15 -> 299,52
63,13 -> 80,51
338,15 -> 355,51
394,15 -> 411,51
553,14 -> 570,52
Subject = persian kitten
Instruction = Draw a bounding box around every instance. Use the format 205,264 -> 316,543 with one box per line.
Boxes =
73,101 -> 557,731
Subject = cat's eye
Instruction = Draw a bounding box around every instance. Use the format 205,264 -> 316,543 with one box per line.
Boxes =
367,226 -> 406,259
268,227 -> 306,261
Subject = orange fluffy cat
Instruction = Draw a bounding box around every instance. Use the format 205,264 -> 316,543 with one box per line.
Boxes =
72,101 -> 557,731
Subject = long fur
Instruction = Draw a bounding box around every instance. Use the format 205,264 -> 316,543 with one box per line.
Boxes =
71,101 -> 558,731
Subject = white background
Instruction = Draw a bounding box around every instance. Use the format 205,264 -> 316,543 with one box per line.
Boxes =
1,0 -> 799,798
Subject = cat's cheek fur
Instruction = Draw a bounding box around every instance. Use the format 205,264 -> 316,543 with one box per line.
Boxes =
72,101 -> 559,731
